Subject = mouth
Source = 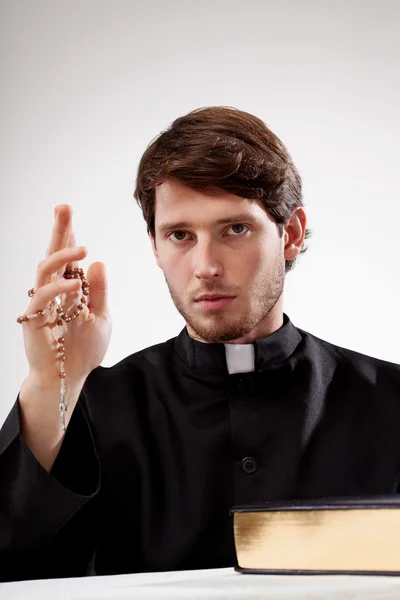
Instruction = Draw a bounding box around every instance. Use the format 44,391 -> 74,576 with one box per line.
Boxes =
195,297 -> 236,312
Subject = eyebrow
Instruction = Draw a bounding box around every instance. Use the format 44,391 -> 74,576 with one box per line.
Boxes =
158,213 -> 257,233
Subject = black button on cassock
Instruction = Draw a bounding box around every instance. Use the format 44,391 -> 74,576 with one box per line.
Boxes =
238,377 -> 255,392
241,457 -> 258,475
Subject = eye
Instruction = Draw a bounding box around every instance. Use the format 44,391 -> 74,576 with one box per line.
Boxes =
228,223 -> 249,236
168,231 -> 189,242
167,224 -> 249,242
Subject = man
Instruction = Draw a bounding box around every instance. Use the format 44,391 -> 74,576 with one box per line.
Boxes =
1,106 -> 400,582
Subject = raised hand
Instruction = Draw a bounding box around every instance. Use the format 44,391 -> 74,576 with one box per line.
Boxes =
20,204 -> 112,389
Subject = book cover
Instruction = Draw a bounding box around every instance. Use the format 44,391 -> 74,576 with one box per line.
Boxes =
231,495 -> 400,575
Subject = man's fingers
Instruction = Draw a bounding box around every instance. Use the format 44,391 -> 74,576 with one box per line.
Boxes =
36,246 -> 87,289
66,230 -> 81,270
45,205 -> 72,258
86,262 -> 108,317
25,278 -> 82,318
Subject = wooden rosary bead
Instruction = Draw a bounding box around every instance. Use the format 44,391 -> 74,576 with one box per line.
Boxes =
17,264 -> 89,432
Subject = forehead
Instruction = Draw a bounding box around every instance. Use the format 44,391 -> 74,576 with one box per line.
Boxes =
155,179 -> 274,229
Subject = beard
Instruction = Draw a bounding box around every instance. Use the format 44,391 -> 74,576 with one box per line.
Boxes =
164,255 -> 286,343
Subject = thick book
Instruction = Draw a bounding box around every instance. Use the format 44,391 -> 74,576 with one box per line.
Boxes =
231,495 -> 400,575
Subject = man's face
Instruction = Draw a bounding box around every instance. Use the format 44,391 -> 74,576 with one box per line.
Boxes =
150,179 -> 287,343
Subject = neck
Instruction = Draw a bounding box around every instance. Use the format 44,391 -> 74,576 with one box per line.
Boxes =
187,302 -> 284,345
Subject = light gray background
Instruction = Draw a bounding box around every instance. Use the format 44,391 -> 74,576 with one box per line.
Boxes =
0,0 -> 399,426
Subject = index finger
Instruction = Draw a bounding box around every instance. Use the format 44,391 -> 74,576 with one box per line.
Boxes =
66,230 -> 81,270
45,204 -> 73,258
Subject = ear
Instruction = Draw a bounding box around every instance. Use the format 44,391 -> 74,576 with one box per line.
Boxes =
149,231 -> 162,269
283,208 -> 307,262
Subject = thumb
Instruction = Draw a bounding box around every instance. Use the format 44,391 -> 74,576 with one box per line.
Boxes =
86,262 -> 108,316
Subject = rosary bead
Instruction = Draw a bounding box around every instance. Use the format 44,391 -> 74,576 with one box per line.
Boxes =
18,265 -> 88,433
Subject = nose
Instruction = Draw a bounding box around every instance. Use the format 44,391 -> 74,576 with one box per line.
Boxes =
193,241 -> 223,279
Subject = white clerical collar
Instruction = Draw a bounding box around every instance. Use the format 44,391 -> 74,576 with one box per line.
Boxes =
194,337 -> 255,375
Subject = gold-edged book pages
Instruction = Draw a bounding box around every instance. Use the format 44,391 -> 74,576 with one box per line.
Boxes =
232,497 -> 400,574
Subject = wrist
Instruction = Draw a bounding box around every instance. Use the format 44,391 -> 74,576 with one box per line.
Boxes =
24,371 -> 88,392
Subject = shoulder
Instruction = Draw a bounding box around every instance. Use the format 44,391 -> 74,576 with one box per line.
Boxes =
85,334 -> 177,382
298,326 -> 400,380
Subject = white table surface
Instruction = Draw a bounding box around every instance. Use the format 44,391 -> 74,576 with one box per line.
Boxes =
0,568 -> 400,600
2,567 -> 400,600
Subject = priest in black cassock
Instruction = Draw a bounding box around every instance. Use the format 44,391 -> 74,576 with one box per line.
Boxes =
2,106 -> 400,583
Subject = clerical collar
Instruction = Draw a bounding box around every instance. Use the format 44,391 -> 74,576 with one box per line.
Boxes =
174,313 -> 302,376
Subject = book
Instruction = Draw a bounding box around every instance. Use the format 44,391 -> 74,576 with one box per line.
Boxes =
232,495 -> 400,575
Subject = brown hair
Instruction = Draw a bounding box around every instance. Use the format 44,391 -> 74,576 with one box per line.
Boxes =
134,106 -> 311,273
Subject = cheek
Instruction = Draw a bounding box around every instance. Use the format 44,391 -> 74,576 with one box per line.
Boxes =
239,247 -> 268,274
163,261 -> 187,288
244,250 -> 279,286
258,239 -> 281,268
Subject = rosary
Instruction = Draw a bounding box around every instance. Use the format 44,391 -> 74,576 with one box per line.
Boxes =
17,267 -> 89,432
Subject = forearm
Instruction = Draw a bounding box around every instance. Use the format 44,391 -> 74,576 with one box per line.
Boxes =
18,374 -> 87,472
0,393 -> 100,581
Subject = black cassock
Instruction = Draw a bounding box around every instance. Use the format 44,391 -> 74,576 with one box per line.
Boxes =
2,313 -> 400,581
